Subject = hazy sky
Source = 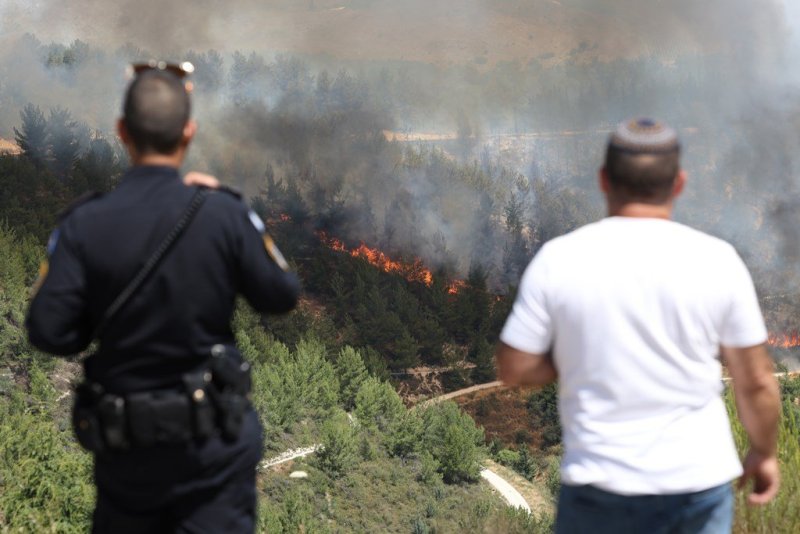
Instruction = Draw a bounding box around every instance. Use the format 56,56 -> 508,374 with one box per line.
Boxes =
1,0 -> 798,63
785,0 -> 800,43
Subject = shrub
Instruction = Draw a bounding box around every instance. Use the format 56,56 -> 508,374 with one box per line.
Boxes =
514,428 -> 530,445
315,411 -> 358,479
0,390 -> 94,532
527,383 -> 562,448
483,506 -> 555,534
515,446 -> 542,481
495,448 -> 521,469
281,485 -> 325,533
416,451 -> 443,486
545,455 -> 561,499
0,225 -> 32,363
411,516 -> 430,534
359,434 -> 378,461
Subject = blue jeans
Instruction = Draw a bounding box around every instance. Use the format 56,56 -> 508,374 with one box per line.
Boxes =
556,482 -> 734,534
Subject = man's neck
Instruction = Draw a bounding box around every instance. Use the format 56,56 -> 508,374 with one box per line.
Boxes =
607,201 -> 673,220
131,152 -> 183,169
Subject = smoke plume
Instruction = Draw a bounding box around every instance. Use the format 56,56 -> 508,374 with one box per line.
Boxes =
1,1 -> 799,342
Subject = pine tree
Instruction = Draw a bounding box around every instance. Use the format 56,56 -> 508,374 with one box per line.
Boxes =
422,401 -> 485,484
336,346 -> 368,410
249,338 -> 339,439
229,51 -> 267,105
354,376 -> 404,431
13,104 -> 48,169
387,409 -> 423,459
315,411 -> 357,478
501,192 -> 530,286
439,421 -> 482,483
469,337 -> 496,384
72,136 -> 121,193
360,346 -> 390,381
447,264 -> 490,344
390,327 -> 419,370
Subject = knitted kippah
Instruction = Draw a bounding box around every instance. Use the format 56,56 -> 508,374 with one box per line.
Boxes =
608,118 -> 679,154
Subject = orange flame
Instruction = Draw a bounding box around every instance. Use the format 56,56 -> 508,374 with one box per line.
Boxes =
319,232 -> 463,292
447,279 -> 466,295
768,331 -> 800,349
267,213 -> 292,225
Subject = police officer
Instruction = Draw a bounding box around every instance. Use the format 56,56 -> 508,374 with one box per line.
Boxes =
26,64 -> 299,532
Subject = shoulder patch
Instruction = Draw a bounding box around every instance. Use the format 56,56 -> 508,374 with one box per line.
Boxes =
248,210 -> 266,233
58,191 -> 103,221
46,228 -> 60,256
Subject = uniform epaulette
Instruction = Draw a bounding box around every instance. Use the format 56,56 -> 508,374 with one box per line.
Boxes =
58,191 -> 104,221
215,185 -> 242,200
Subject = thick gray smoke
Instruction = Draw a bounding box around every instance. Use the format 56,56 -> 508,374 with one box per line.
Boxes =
1,1 -> 799,343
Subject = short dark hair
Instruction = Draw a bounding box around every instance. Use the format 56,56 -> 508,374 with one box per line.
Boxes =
603,146 -> 680,203
123,70 -> 191,155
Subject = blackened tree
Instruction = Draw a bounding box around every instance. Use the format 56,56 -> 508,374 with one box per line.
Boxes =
469,336 -> 495,384
185,49 -> 224,93
47,107 -> 81,182
501,192 -> 530,286
71,136 -> 121,193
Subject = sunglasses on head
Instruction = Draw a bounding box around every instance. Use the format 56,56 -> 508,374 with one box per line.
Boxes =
125,60 -> 195,91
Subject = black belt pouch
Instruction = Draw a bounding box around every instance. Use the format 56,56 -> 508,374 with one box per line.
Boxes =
72,382 -> 106,453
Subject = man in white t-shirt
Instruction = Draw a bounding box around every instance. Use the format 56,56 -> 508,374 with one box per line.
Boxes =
496,118 -> 781,533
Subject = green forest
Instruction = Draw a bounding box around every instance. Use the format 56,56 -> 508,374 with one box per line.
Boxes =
2,32 -> 800,532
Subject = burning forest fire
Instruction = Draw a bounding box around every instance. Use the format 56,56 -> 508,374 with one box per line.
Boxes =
768,331 -> 800,349
318,232 -> 463,294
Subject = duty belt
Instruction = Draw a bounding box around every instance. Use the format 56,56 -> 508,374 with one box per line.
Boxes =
73,345 -> 251,453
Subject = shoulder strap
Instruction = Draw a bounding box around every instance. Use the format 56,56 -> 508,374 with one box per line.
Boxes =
93,188 -> 210,339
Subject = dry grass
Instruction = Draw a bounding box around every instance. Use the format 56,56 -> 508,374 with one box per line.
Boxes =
457,386 -> 549,448
728,382 -> 800,533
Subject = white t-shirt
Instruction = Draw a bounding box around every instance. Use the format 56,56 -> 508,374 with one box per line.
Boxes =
500,216 -> 767,495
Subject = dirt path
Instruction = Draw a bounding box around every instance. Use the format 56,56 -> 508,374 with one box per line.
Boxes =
261,441 -> 541,514
260,379 -> 547,516
483,459 -> 554,516
260,445 -> 320,469
480,468 -> 530,513
420,380 -> 504,406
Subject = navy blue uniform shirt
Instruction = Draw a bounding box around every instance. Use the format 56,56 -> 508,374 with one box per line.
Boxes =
26,165 -> 300,393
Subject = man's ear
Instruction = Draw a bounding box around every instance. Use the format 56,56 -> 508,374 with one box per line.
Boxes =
117,118 -> 129,144
117,118 -> 137,160
672,170 -> 687,197
182,120 -> 197,145
599,167 -> 611,194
